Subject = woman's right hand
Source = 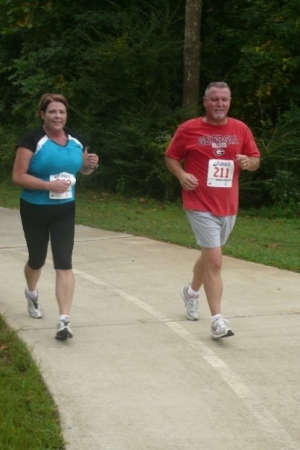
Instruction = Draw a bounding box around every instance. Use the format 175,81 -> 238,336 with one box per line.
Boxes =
49,178 -> 71,193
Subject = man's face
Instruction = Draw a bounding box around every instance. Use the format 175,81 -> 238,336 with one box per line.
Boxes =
203,87 -> 231,124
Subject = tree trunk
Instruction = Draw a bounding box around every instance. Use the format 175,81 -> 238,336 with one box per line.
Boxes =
182,0 -> 202,111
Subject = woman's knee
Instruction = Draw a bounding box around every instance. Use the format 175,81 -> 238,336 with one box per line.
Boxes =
27,259 -> 45,271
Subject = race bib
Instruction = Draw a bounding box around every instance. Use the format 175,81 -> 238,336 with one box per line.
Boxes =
49,172 -> 76,199
207,159 -> 234,188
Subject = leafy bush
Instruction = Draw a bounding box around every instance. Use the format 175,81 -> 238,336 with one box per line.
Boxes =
0,126 -> 20,183
78,106 -> 185,200
239,103 -> 300,213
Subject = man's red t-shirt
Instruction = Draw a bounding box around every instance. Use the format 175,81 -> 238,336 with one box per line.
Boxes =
165,117 -> 260,216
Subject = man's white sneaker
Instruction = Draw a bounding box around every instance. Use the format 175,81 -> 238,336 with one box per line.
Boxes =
25,289 -> 43,319
180,285 -> 199,320
55,320 -> 73,340
211,315 -> 234,339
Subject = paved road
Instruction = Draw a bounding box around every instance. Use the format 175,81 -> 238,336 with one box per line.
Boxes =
1,206 -> 300,450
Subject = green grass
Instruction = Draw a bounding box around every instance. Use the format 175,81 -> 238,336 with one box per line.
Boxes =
0,316 -> 65,450
0,182 -> 300,449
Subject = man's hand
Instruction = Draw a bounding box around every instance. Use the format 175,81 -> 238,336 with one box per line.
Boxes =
179,173 -> 199,191
236,154 -> 250,170
236,154 -> 260,171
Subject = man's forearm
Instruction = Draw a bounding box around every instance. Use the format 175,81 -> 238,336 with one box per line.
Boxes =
165,156 -> 185,179
247,157 -> 260,172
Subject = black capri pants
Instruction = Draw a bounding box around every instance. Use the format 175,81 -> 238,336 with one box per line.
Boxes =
20,198 -> 75,270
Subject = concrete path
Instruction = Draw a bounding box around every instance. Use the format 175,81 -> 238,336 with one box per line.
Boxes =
0,206 -> 300,450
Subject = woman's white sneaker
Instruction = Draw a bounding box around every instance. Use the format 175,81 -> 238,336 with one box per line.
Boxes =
25,289 -> 43,319
211,315 -> 234,339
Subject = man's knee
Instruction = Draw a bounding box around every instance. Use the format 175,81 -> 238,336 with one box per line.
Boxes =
202,249 -> 222,272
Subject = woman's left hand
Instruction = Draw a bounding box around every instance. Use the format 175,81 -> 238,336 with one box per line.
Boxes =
87,153 -> 99,170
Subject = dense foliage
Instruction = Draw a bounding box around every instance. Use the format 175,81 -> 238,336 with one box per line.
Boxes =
0,0 -> 299,212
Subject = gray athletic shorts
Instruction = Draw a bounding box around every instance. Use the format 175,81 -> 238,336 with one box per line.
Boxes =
185,210 -> 236,248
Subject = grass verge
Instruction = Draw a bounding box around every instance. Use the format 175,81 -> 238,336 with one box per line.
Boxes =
0,315 -> 65,450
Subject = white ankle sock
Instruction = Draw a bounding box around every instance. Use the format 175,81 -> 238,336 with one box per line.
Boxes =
212,313 -> 222,322
187,285 -> 199,297
59,314 -> 69,322
27,289 -> 38,298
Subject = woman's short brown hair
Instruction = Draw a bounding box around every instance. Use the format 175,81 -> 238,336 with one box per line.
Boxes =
38,93 -> 68,114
